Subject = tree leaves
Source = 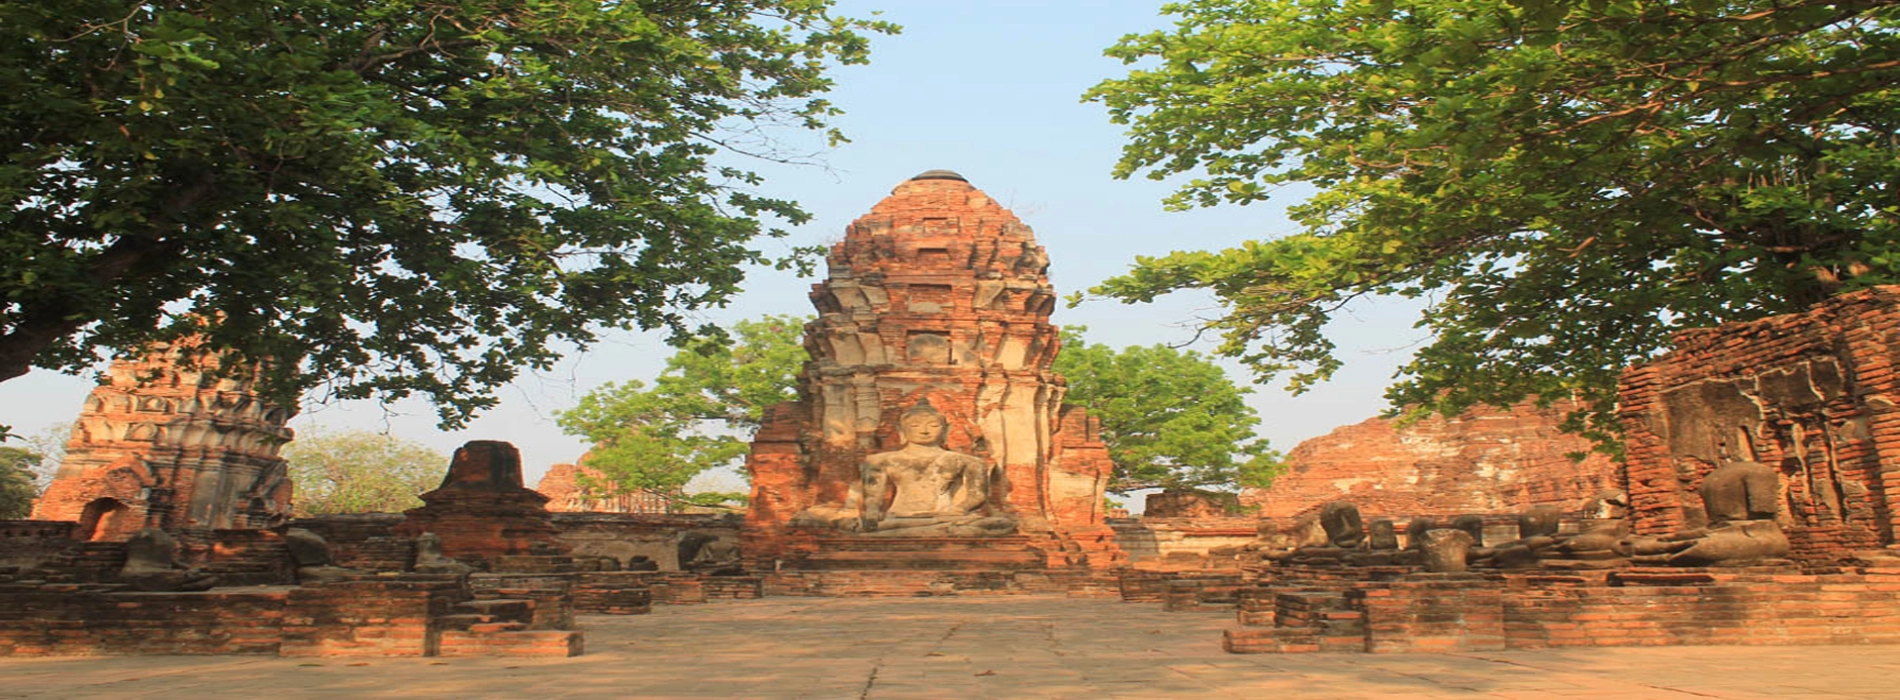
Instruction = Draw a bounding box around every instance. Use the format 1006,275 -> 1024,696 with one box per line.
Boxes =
0,446 -> 41,518
1053,327 -> 1282,493
281,427 -> 447,516
1085,0 -> 1900,435
0,1 -> 896,427
554,314 -> 807,497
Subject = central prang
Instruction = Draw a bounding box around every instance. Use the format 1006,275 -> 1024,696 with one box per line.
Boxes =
740,170 -> 1123,574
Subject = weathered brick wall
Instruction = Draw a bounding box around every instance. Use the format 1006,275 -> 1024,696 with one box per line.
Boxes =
1221,567 -> 1900,654
279,580 -> 461,657
760,569 -> 1116,597
549,512 -> 738,571
1504,569 -> 1900,648
1110,518 -> 1258,564
0,578 -> 583,657
1619,287 -> 1900,558
289,514 -> 415,571
1361,576 -> 1506,652
1242,400 -> 1618,521
0,586 -> 290,655
467,574 -> 575,630
0,520 -> 80,571
569,572 -> 654,614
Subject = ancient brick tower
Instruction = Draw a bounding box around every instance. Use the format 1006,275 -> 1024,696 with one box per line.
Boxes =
32,338 -> 295,541
742,170 -> 1121,570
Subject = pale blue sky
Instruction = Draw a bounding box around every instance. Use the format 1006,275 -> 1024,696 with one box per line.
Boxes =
2,2 -> 1427,492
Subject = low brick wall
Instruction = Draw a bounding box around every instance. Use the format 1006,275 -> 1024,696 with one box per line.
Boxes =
1119,568 -> 1248,603
1,584 -> 290,655
1223,565 -> 1900,654
551,513 -> 740,571
1162,576 -> 1246,612
761,570 -> 1115,597
1505,568 -> 1900,648
1110,518 -> 1259,564
0,578 -> 583,658
571,572 -> 655,614
468,574 -> 575,630
280,580 -> 463,657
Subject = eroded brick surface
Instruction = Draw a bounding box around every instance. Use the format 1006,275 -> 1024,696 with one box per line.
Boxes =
31,337 -> 296,540
1242,400 -> 1618,521
741,171 -> 1121,572
1619,286 -> 1900,561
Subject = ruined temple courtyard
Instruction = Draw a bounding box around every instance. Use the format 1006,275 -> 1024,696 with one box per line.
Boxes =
2,594 -> 1895,699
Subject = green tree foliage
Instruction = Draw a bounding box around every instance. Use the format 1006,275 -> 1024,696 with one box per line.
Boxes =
556,314 -> 807,498
282,427 -> 447,516
0,446 -> 42,518
13,422 -> 70,493
0,1 -> 895,428
1085,0 -> 1900,436
1054,328 -> 1281,493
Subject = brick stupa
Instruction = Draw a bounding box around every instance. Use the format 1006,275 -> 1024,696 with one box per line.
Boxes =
32,337 -> 296,541
741,170 -> 1122,571
394,441 -> 570,568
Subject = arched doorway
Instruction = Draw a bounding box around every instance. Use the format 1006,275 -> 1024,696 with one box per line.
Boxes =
75,498 -> 130,541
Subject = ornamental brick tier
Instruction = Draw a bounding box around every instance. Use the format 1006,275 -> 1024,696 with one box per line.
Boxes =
31,337 -> 296,541
741,170 -> 1122,573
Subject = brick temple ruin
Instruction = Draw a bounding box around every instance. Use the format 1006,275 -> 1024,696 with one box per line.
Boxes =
1243,399 -> 1619,522
740,170 -> 1123,594
30,337 -> 297,541
1165,287 -> 1900,654
14,177 -> 1900,660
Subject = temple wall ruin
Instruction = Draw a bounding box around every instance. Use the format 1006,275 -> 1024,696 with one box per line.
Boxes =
1222,568 -> 1900,653
1619,286 -> 1900,560
1241,400 -> 1619,521
534,463 -> 675,514
30,338 -> 295,540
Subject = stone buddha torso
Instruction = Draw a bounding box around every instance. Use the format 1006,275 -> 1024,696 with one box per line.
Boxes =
858,404 -> 1015,537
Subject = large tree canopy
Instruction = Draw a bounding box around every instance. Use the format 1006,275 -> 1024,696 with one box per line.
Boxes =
1086,0 -> 1900,434
0,1 -> 893,427
1054,328 -> 1280,494
555,314 -> 807,499
281,427 -> 447,516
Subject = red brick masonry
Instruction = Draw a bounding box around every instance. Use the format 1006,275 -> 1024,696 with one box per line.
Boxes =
1221,565 -> 1900,653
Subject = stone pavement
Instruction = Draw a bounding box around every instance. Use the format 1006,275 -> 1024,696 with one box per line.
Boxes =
3,594 -> 1896,699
